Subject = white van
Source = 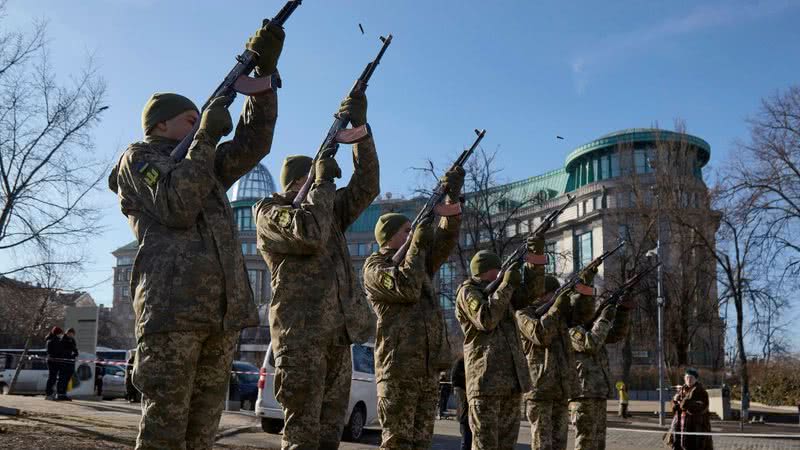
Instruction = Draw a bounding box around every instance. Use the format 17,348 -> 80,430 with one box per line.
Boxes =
0,349 -> 96,398
255,343 -> 379,442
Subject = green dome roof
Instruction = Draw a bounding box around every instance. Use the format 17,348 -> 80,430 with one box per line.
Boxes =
565,128 -> 711,171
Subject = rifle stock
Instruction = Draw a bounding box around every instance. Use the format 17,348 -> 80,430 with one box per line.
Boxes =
391,129 -> 486,265
170,0 -> 302,161
292,34 -> 393,208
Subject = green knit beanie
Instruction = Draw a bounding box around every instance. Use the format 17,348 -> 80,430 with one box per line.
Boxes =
374,213 -> 410,247
470,250 -> 501,276
280,155 -> 313,191
544,276 -> 560,294
141,93 -> 198,134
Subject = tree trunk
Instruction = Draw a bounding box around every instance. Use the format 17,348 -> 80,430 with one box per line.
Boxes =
622,330 -> 632,384
8,294 -> 50,394
735,294 -> 749,431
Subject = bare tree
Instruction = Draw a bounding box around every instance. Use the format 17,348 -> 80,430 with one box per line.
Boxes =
0,3 -> 108,276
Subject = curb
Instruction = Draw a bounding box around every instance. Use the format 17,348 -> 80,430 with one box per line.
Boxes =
216,424 -> 261,440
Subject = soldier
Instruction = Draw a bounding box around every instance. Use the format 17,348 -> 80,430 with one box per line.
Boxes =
455,251 -> 531,449
253,91 -> 378,450
568,287 -> 634,450
108,22 -> 284,450
513,236 -> 587,450
361,166 -> 464,449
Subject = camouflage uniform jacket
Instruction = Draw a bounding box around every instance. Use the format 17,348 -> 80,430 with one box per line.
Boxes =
456,277 -> 531,399
569,305 -> 631,400
108,92 -> 277,338
516,289 -> 579,402
253,138 -> 379,362
363,214 -> 460,390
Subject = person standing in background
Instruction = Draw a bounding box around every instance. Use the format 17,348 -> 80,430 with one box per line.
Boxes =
57,328 -> 79,401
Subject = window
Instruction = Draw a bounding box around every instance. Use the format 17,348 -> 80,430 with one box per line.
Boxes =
117,256 -> 133,266
121,286 -> 130,298
251,243 -> 258,255
574,231 -> 593,271
352,344 -> 375,374
234,208 -> 254,231
241,243 -> 249,255
357,243 -> 368,256
519,220 -> 530,235
506,224 -> 517,238
348,243 -> 357,255
545,242 -> 557,274
609,153 -> 619,178
248,269 -> 263,302
438,262 -> 456,310
593,158 -> 600,181
619,224 -> 630,241
372,242 -> 380,253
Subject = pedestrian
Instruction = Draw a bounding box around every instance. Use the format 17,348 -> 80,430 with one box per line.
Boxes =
670,368 -> 713,450
568,288 -> 635,450
124,351 -> 140,403
57,328 -> 79,401
108,21 -> 284,450
361,168 -> 463,449
439,371 -> 452,420
451,357 -> 472,450
95,362 -> 105,398
44,326 -> 64,401
455,251 -> 531,449
253,90 -> 378,449
515,238 -> 578,450
616,381 -> 630,418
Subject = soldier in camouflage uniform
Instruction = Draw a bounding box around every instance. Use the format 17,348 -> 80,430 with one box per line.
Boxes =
108,22 -> 285,450
362,167 -> 464,449
456,251 -> 532,449
253,91 -> 378,450
515,245 -> 596,450
568,287 -> 633,450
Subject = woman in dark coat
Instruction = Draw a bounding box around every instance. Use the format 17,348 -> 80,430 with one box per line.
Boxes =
44,326 -> 64,400
670,368 -> 713,450
57,328 -> 79,400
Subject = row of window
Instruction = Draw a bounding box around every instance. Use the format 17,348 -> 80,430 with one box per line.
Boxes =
348,242 -> 381,257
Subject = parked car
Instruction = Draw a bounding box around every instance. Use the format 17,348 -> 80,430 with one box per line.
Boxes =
0,349 -> 96,397
98,363 -> 127,400
255,343 -> 378,442
232,360 -> 260,411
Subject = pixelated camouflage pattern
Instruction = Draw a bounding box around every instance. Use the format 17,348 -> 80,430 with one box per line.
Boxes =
132,329 -> 239,450
109,91 -> 278,338
526,399 -> 569,450
254,136 -> 379,360
569,304 -> 632,400
376,374 -> 439,449
468,394 -> 522,450
363,213 -> 460,387
572,399 -> 607,450
455,277 -> 531,399
273,335 -> 352,450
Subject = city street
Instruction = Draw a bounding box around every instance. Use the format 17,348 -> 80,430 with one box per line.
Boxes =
2,395 -> 798,449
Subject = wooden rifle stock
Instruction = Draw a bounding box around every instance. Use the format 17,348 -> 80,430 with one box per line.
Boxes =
170,0 -> 302,162
292,34 -> 393,208
391,129 -> 486,265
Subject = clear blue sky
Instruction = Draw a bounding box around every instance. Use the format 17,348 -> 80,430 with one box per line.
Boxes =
5,0 -> 800,324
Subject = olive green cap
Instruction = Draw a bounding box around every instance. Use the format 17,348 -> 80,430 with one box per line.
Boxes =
280,155 -> 313,191
544,276 -> 561,294
141,92 -> 198,134
470,250 -> 501,276
685,367 -> 699,378
375,213 -> 410,247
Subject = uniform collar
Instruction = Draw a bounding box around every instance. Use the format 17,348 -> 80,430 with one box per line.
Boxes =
143,134 -> 180,154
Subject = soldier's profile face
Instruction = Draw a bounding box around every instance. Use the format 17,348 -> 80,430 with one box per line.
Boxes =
480,268 -> 500,281
159,110 -> 199,140
387,221 -> 412,249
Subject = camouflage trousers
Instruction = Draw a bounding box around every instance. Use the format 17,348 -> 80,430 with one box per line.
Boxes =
377,374 -> 439,449
468,394 -> 521,450
572,399 -> 607,450
526,399 -> 569,450
132,329 -> 239,450
274,331 -> 352,450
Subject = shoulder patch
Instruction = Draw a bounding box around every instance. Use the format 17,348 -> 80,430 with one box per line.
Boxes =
270,207 -> 294,229
467,293 -> 482,313
136,162 -> 161,188
380,271 -> 395,290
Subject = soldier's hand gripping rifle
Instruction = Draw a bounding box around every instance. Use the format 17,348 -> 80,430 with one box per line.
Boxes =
532,240 -> 626,316
390,129 -> 486,265
483,194 -> 576,295
585,261 -> 660,326
170,0 -> 302,162
292,34 -> 393,208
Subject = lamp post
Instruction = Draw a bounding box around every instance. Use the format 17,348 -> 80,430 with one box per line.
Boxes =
648,157 -> 666,426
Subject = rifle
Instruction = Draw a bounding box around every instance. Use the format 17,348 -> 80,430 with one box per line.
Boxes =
391,129 -> 486,265
484,194 -> 576,295
532,240 -> 626,316
170,0 -> 302,161
585,262 -> 660,326
292,34 -> 393,208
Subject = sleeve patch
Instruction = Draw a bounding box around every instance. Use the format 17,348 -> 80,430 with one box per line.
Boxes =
380,272 -> 395,290
467,294 -> 482,313
270,207 -> 294,229
136,162 -> 161,188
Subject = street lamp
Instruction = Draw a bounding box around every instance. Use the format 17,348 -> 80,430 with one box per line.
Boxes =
648,157 -> 666,427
